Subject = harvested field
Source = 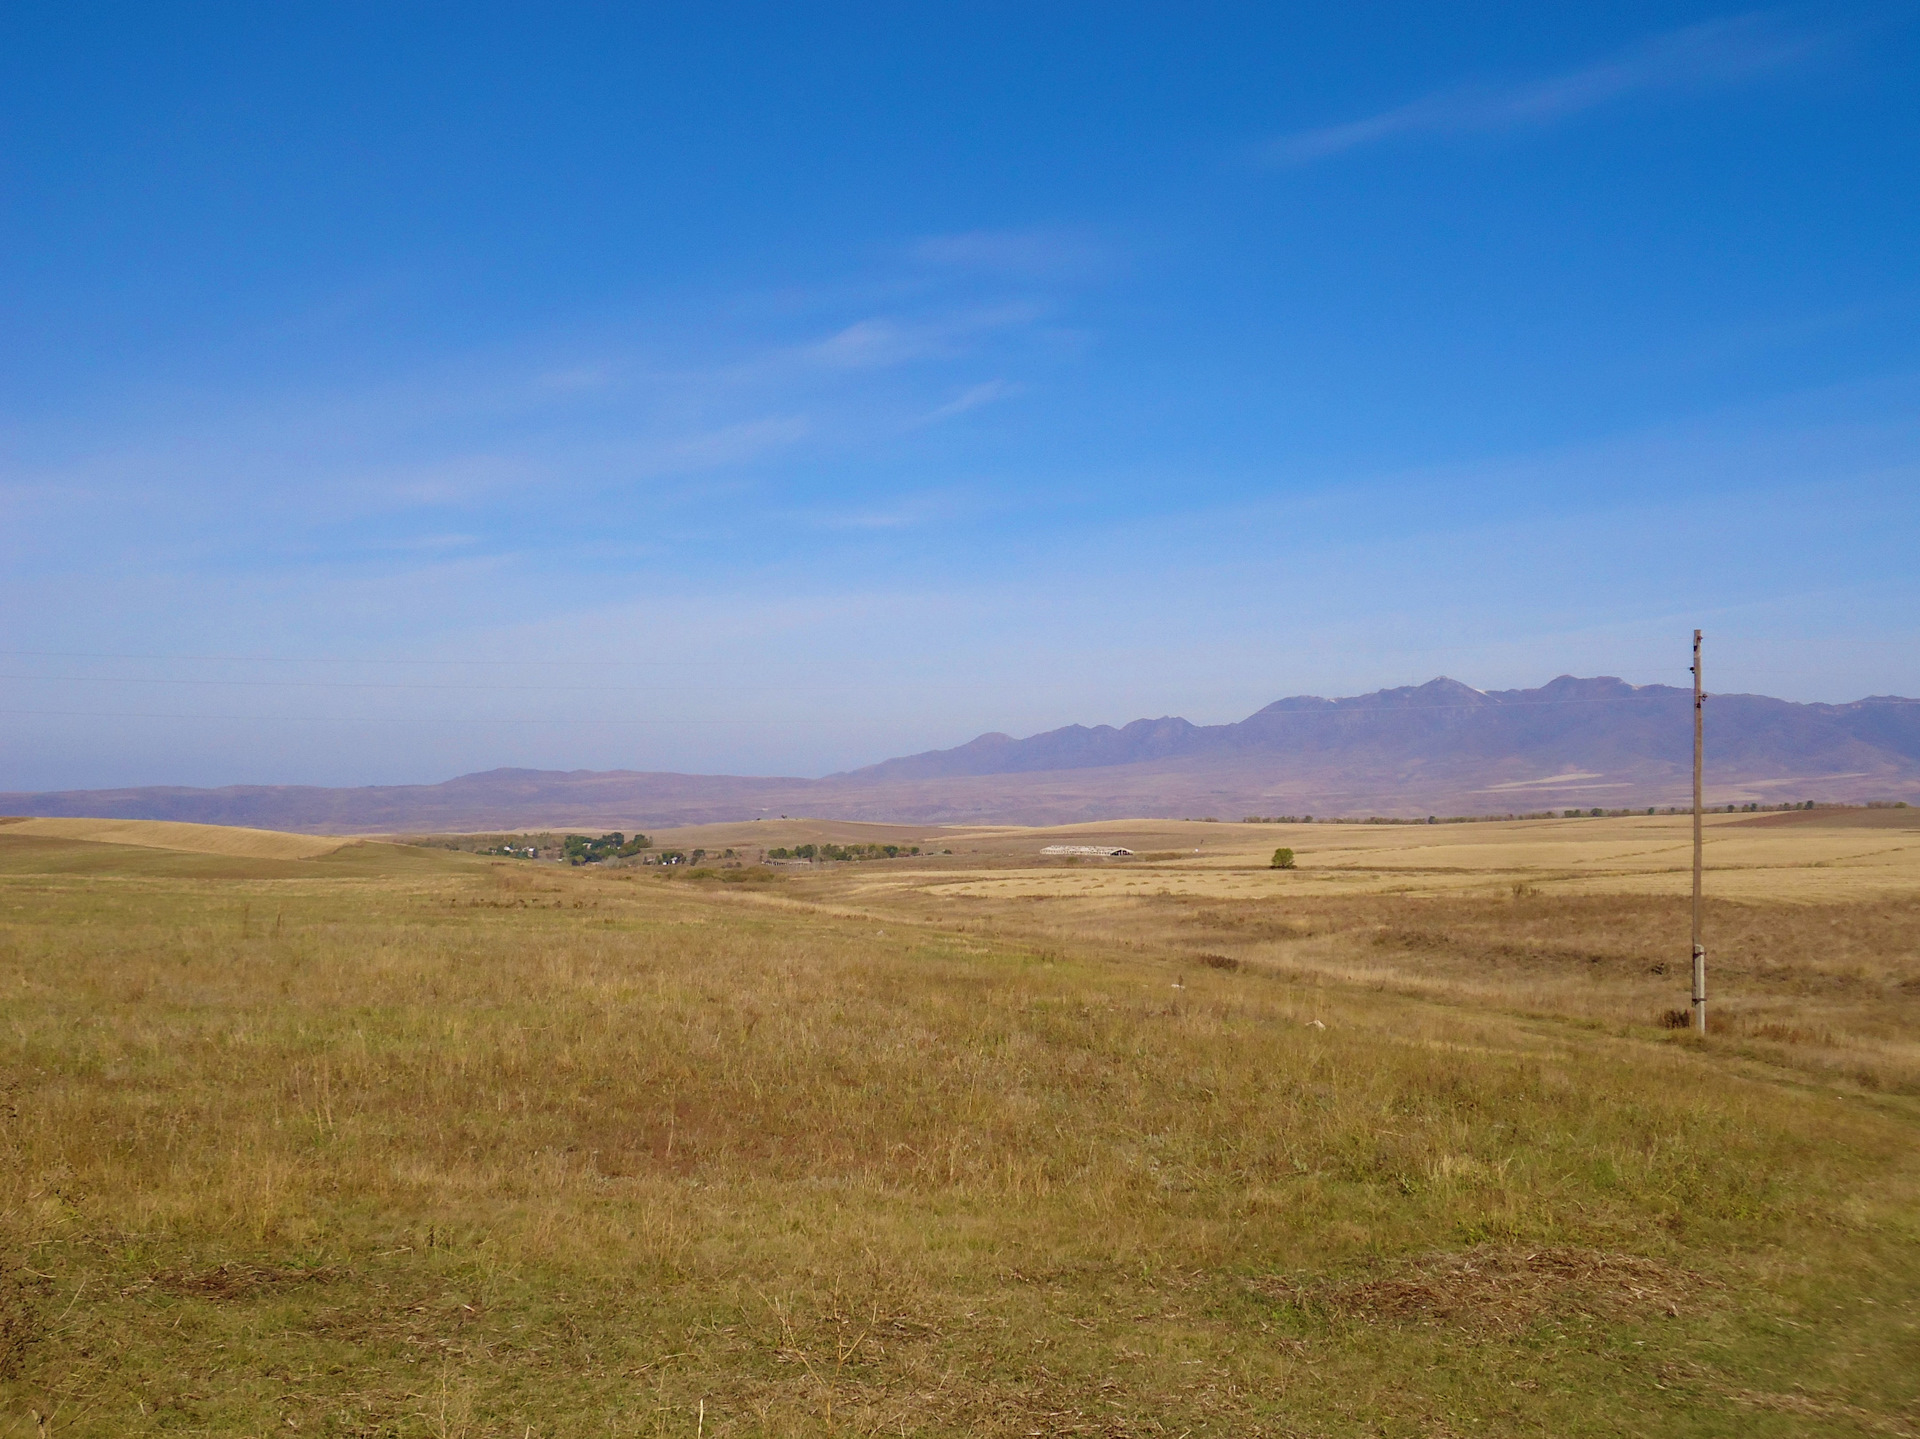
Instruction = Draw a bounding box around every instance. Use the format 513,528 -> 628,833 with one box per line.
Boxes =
0,815 -> 349,860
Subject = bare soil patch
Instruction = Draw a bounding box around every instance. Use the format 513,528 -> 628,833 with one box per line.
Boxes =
1254,1247 -> 1708,1333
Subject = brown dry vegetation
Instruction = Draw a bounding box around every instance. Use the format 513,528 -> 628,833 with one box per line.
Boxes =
1,818 -> 1918,1436
0,817 -> 350,860
817,886 -> 1920,1094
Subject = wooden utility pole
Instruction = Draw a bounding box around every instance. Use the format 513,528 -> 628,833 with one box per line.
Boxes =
1691,629 -> 1706,1035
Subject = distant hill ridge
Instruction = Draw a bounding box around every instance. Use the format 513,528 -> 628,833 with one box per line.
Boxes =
5,674 -> 1917,831
835,675 -> 1920,782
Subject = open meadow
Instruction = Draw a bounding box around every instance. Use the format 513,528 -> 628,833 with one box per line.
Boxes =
2,810 -> 1918,1436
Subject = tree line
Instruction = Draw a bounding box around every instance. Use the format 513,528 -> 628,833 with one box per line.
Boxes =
767,843 -> 921,862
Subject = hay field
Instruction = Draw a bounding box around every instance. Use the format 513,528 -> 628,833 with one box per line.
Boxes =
658,810 -> 1920,901
0,816 -> 349,861
2,815 -> 1918,1436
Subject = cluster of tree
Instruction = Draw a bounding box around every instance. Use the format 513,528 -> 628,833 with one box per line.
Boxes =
561,832 -> 652,865
1558,803 -> 1833,818
650,848 -> 751,867
766,843 -> 920,862
410,832 -> 555,856
1242,815 -> 1313,824
1561,807 -> 1687,818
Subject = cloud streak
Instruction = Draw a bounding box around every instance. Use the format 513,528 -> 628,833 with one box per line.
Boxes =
912,227 -> 1110,281
1264,12 -> 1819,165
917,378 -> 1017,424
804,303 -> 1046,370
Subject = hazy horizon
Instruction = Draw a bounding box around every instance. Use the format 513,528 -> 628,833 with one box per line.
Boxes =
7,669 -> 1917,792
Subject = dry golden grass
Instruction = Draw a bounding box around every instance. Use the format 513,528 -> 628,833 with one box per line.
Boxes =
2,816 -> 1918,1435
794,812 -> 1920,902
777,811 -> 1920,1095
0,816 -> 351,861
643,810 -> 1920,910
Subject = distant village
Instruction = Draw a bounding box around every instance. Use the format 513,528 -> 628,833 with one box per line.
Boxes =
459,832 -> 927,867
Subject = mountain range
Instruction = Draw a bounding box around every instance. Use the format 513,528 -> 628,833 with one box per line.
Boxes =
6,675 -> 1918,832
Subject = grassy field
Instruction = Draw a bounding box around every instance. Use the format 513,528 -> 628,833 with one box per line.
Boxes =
2,814 -> 1918,1436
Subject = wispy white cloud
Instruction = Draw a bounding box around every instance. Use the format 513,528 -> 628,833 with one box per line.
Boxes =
535,364 -> 615,392
804,303 -> 1045,370
806,317 -> 926,369
1264,12 -> 1819,166
378,532 -> 480,552
912,227 -> 1110,280
642,414 -> 814,471
810,506 -> 930,532
918,379 -> 1018,424
794,487 -> 979,532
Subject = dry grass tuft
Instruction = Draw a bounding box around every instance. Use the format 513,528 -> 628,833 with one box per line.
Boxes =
139,1263 -> 348,1301
1254,1247 -> 1708,1332
0,1260 -> 46,1383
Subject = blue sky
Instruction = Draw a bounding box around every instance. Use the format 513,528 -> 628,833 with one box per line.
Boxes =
4,2 -> 1918,788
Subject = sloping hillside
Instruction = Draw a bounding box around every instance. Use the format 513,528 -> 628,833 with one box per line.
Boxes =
0,816 -> 349,859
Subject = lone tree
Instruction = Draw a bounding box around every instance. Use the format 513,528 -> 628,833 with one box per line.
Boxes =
1270,847 -> 1296,870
